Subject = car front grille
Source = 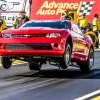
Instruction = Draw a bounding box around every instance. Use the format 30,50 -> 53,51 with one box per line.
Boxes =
5,43 -> 52,50
11,34 -> 46,38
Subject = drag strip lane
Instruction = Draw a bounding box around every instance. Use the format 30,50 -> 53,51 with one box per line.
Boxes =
0,51 -> 99,100
0,79 -> 66,99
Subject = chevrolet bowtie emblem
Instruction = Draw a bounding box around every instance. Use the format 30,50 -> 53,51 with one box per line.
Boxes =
25,34 -> 29,37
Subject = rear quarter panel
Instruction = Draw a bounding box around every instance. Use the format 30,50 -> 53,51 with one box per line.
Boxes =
84,35 -> 93,47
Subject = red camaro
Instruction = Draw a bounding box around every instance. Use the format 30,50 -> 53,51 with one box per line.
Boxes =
0,20 -> 94,73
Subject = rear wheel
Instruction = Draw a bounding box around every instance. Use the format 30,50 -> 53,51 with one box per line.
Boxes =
79,47 -> 94,73
29,60 -> 42,70
1,57 -> 12,69
60,43 -> 71,69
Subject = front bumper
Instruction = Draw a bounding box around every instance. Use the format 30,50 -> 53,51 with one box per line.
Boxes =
0,50 -> 64,57
0,37 -> 66,57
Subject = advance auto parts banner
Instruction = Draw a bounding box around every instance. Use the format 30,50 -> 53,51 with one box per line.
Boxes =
31,0 -> 95,22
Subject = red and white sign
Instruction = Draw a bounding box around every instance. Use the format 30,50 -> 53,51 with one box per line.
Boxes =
30,0 -> 99,22
0,0 -> 30,26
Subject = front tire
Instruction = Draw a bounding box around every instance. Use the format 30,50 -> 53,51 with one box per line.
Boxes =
60,43 -> 71,69
1,57 -> 12,69
79,47 -> 94,73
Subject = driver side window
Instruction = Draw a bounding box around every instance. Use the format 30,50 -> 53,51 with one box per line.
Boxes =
72,23 -> 83,35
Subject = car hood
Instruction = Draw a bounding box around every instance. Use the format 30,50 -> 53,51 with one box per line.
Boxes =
1,27 -> 66,34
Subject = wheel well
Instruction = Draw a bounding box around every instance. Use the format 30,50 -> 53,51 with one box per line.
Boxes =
66,36 -> 73,52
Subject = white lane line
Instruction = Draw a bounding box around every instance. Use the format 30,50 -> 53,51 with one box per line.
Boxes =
74,89 -> 100,100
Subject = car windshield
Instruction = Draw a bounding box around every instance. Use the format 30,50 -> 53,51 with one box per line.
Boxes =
20,20 -> 70,29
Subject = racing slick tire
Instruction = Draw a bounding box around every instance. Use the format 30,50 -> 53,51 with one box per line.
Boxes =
60,43 -> 71,69
79,47 -> 94,73
1,57 -> 12,69
29,61 -> 42,70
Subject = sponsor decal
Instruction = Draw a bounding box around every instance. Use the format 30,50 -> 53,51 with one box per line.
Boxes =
36,1 -> 94,16
79,1 -> 95,16
0,0 -> 20,10
0,0 -> 30,26
36,1 -> 79,15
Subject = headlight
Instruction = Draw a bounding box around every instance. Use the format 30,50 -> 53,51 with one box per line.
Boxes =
2,34 -> 11,38
46,33 -> 60,38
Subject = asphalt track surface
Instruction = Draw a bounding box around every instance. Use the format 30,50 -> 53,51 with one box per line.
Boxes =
0,51 -> 100,100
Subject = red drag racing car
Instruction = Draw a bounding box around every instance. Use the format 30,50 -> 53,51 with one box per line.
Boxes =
0,20 -> 94,73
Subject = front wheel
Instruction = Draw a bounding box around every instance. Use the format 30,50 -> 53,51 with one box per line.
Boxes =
1,57 -> 12,69
79,47 -> 94,73
60,43 -> 71,69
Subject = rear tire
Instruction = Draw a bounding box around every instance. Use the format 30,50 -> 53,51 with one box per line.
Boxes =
79,47 -> 94,73
60,43 -> 71,69
1,57 -> 12,69
29,61 -> 42,70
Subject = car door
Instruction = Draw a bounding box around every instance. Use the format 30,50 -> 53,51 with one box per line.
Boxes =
71,23 -> 87,54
